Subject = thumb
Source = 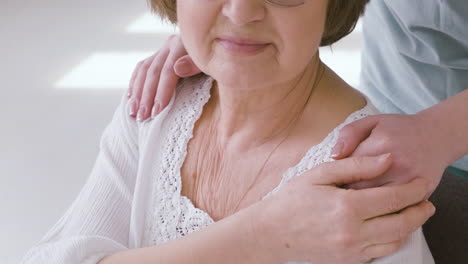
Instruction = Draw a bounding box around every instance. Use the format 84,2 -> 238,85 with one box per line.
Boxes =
174,55 -> 202,77
311,153 -> 393,186
331,115 -> 380,160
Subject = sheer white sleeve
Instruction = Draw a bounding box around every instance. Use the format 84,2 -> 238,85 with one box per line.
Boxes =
20,94 -> 139,264
370,228 -> 434,264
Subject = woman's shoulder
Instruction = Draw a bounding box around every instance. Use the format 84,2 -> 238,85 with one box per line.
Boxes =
175,74 -> 213,99
155,74 -> 213,119
341,92 -> 381,124
330,84 -> 381,126
136,74 -> 213,141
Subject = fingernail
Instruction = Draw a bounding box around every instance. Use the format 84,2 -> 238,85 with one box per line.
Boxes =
151,102 -> 161,118
137,106 -> 148,122
127,91 -> 131,98
331,141 -> 344,158
175,60 -> 191,76
177,59 -> 189,67
377,153 -> 392,162
128,98 -> 138,116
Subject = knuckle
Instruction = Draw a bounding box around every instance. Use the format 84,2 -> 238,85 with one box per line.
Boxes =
151,63 -> 165,74
399,161 -> 415,177
385,189 -> 401,213
351,156 -> 367,169
335,231 -> 355,249
376,135 -> 393,149
146,67 -> 162,80
139,96 -> 154,106
141,60 -> 152,70
333,198 -> 359,246
128,96 -> 140,106
396,216 -> 410,240
335,195 -> 354,216
338,124 -> 353,138
336,198 -> 358,223
343,121 -> 357,133
162,65 -> 175,75
339,125 -> 359,142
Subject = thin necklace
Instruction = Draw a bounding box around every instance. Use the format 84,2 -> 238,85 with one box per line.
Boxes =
232,62 -> 325,213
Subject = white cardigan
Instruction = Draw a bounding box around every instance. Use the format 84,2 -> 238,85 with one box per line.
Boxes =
20,75 -> 434,264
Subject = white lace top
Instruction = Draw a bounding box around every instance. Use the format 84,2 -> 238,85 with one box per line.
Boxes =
20,75 -> 434,264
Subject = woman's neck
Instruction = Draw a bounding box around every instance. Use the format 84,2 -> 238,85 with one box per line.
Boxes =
205,58 -> 325,152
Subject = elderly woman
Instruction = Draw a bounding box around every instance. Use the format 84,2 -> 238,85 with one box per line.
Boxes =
21,0 -> 435,263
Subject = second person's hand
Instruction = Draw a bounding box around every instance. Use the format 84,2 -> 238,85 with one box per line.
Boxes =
127,34 -> 201,121
248,153 -> 435,264
330,113 -> 450,198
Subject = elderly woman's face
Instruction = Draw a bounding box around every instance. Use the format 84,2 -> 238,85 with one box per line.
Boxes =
177,0 -> 328,89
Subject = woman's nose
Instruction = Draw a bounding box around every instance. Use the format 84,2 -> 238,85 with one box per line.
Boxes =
222,0 -> 266,25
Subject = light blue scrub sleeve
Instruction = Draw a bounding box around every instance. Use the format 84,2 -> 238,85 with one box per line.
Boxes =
359,0 -> 468,174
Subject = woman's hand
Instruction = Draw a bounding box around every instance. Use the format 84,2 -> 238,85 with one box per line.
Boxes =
127,34 -> 201,121
250,154 -> 434,264
330,113 -> 451,196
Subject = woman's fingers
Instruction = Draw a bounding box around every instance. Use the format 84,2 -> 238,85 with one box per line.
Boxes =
150,64 -> 178,118
128,60 -> 144,98
129,35 -> 200,120
308,153 -> 393,186
128,53 -> 162,117
128,53 -> 157,99
174,55 -> 201,77
151,38 -> 193,118
130,35 -> 196,120
353,177 -> 430,219
331,116 -> 380,159
136,48 -> 171,121
361,200 -> 435,245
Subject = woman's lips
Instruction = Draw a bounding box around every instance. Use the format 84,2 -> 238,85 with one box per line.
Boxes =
217,38 -> 270,55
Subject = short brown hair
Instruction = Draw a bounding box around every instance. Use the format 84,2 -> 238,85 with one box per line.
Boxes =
148,0 -> 369,46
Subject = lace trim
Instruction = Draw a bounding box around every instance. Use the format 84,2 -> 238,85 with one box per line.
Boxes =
264,108 -> 372,199
143,75 -> 214,246
143,75 -> 377,246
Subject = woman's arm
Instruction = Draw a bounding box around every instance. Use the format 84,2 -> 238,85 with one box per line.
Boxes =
99,203 -> 276,264
21,97 -> 434,264
101,155 -> 435,264
20,94 -> 140,264
21,91 -> 274,264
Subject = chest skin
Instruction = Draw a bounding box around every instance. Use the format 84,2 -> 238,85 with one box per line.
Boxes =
179,72 -> 367,221
179,104 -> 335,222
180,132 -> 307,222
